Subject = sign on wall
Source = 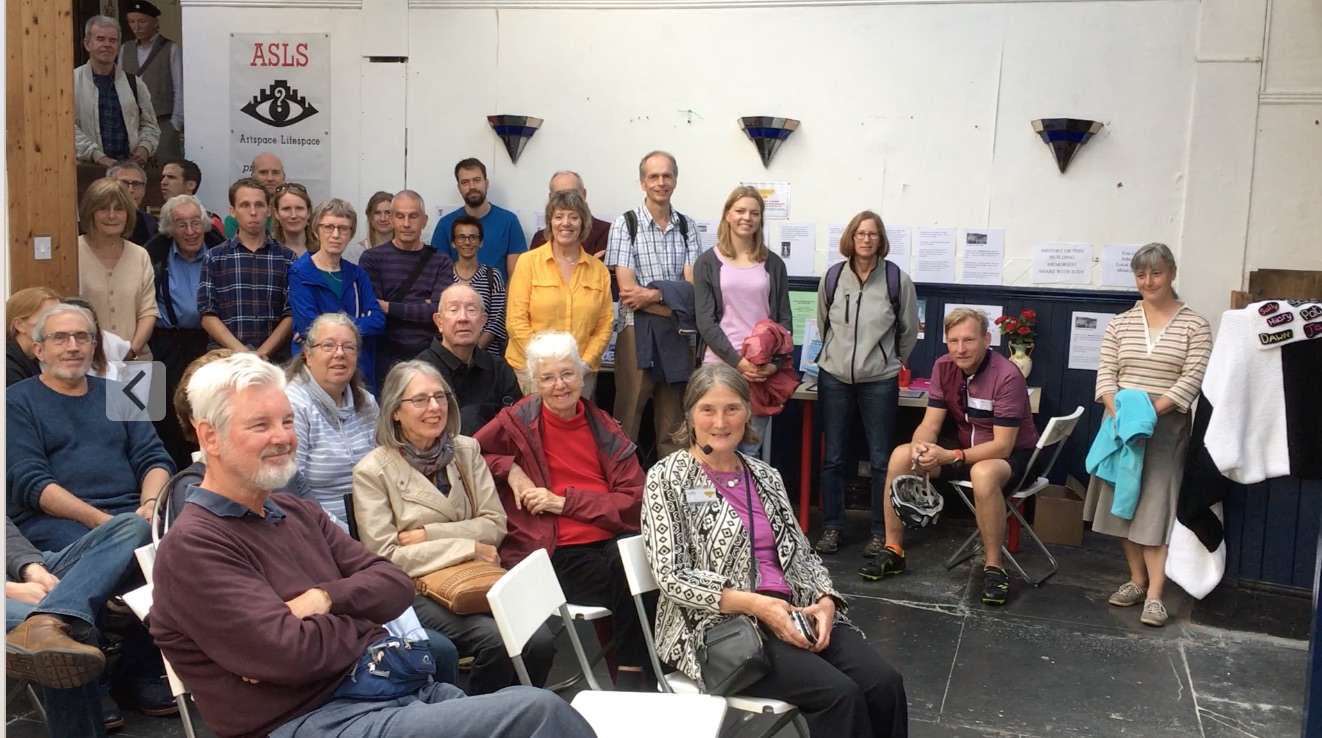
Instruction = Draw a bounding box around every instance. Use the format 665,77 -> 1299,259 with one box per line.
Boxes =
230,34 -> 331,205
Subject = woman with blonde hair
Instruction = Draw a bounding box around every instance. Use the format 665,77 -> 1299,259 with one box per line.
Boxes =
344,190 -> 393,264
78,177 -> 159,362
271,182 -> 316,257
6,287 -> 62,385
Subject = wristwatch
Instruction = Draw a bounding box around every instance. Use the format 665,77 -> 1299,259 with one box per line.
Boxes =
951,449 -> 967,470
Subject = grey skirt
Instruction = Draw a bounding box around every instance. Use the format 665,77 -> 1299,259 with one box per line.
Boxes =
1083,410 -> 1192,547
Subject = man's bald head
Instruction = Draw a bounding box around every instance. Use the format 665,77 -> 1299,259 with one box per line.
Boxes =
434,282 -> 485,351
251,153 -> 285,194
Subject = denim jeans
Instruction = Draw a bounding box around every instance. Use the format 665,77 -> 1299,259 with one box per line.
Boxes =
817,371 -> 899,535
739,414 -> 773,459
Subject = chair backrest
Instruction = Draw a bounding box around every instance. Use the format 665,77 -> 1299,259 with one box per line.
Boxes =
343,493 -> 360,541
135,543 -> 157,585
1015,405 -> 1085,490
617,535 -> 658,597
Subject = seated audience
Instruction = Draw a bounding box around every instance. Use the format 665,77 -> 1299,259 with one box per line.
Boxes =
223,152 -> 282,237
1084,243 -> 1212,628
78,177 -> 158,361
344,190 -> 393,264
159,158 -> 227,235
449,215 -> 509,356
271,182 -> 315,258
643,363 -> 908,737
6,287 -> 61,386
107,160 -> 159,246
288,199 -> 385,390
416,283 -> 521,435
860,308 -> 1039,606
474,331 -> 653,690
149,355 -> 588,738
432,158 -> 527,278
63,296 -> 128,381
6,514 -> 150,736
353,360 -> 555,695
505,191 -> 612,397
529,170 -> 613,258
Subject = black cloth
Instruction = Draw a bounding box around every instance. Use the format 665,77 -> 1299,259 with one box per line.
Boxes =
1282,338 -> 1322,480
740,624 -> 908,738
6,339 -> 40,387
549,532 -> 657,680
634,280 -> 696,385
1177,397 -> 1236,552
415,339 -> 521,436
409,594 -> 555,696
128,209 -> 158,248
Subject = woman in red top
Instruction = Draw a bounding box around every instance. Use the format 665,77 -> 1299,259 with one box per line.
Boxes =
474,330 -> 655,691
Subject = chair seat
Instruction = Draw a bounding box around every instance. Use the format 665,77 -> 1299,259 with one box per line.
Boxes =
570,690 -> 727,737
567,604 -> 612,621
663,673 -> 797,715
950,476 -> 1047,500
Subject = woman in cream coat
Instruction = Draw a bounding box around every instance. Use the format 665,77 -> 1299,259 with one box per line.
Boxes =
352,360 -> 555,695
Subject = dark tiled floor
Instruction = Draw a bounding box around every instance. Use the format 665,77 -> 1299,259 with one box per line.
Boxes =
6,521 -> 1309,737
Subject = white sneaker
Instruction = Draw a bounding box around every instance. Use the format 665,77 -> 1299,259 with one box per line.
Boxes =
1108,581 -> 1146,607
1140,598 -> 1168,627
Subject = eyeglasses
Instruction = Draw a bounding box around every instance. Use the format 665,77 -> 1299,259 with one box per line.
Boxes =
313,341 -> 359,356
442,304 -> 482,318
43,331 -> 96,346
317,224 -> 354,236
404,391 -> 449,409
118,180 -> 146,191
535,370 -> 581,388
274,182 -> 307,194
854,232 -> 881,241
175,219 -> 205,232
453,234 -> 482,243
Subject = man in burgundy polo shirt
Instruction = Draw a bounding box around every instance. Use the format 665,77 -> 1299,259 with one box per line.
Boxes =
528,170 -> 613,258
859,308 -> 1038,606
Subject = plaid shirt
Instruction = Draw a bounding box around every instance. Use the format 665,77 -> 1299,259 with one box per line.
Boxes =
604,204 -> 702,327
93,72 -> 130,160
197,236 -> 294,349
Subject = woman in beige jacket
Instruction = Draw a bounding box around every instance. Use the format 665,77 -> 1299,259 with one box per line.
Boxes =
352,360 -> 555,694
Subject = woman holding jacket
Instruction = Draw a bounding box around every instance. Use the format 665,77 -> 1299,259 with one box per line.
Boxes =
694,186 -> 792,458
814,211 -> 919,557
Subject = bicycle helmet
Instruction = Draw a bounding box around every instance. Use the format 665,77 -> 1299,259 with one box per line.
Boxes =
890,473 -> 943,529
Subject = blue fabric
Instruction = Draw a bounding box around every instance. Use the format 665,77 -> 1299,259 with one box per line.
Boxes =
185,485 -> 286,524
93,72 -> 130,160
635,279 -> 697,384
431,205 -> 528,279
287,253 -> 386,392
1085,388 -> 1157,520
818,371 -> 900,534
157,243 -> 204,329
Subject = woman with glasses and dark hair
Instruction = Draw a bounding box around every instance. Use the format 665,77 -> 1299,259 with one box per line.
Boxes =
77,177 -> 159,363
353,360 -> 556,694
450,215 -> 508,356
288,199 -> 386,391
271,182 -> 316,257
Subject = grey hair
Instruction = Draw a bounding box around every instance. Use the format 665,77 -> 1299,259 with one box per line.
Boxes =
375,360 -> 462,449
548,170 -> 585,194
187,353 -> 286,440
106,160 -> 146,179
543,190 -> 593,245
522,331 -> 588,386
84,15 -> 119,40
159,194 -> 211,238
32,303 -> 96,342
287,312 -> 369,409
673,363 -> 758,448
392,189 -> 426,214
1131,242 -> 1180,298
638,151 -> 679,181
312,197 -> 358,233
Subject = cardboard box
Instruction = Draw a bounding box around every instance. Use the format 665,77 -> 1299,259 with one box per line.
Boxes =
1032,476 -> 1087,547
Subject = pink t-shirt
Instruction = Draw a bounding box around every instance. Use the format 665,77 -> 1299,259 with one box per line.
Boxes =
703,252 -> 771,365
703,466 -> 790,595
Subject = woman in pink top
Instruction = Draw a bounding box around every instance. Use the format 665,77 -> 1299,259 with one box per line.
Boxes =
693,186 -> 792,457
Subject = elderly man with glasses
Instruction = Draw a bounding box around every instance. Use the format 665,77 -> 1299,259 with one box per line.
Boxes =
416,283 -> 521,435
108,159 -> 159,246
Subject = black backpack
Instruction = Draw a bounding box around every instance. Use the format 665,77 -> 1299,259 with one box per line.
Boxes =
622,209 -> 691,246
820,259 -> 903,349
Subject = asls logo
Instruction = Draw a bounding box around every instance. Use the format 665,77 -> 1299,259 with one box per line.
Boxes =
240,80 -> 318,128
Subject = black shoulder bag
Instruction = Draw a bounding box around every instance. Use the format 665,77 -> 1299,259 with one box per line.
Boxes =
388,248 -> 436,302
697,456 -> 770,696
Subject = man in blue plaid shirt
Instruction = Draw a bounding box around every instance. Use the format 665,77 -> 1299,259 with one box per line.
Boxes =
197,178 -> 295,361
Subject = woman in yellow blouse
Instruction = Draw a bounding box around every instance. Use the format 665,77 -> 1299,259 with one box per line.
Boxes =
505,190 -> 612,397
77,178 -> 159,361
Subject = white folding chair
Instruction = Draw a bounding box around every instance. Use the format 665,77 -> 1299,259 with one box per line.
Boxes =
616,535 -> 810,738
569,690 -> 727,738
943,405 -> 1085,586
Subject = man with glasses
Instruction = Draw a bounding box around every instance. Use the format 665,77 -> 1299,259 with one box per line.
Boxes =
431,158 -> 527,279
223,152 -> 284,237
108,159 -> 159,246
198,177 -> 295,362
416,284 -> 521,435
360,190 -> 456,389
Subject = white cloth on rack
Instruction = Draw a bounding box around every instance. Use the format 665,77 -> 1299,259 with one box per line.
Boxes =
1202,309 -> 1290,485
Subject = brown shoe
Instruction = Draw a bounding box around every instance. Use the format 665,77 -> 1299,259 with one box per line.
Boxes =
6,614 -> 106,689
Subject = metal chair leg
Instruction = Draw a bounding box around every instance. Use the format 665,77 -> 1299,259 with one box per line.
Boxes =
944,530 -> 981,570
178,694 -> 199,738
1007,501 -> 1059,586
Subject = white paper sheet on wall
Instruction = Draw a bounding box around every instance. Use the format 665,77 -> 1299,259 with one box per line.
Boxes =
1031,243 -> 1093,285
694,219 -> 720,251
885,226 -> 912,272
740,182 -> 790,219
960,228 -> 1005,286
913,227 -> 957,283
777,222 -> 817,277
1101,244 -> 1141,288
1068,311 -> 1116,371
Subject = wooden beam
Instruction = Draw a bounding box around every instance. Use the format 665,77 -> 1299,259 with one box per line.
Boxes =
6,0 -> 79,296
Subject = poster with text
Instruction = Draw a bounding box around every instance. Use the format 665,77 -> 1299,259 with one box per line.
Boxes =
740,182 -> 790,219
231,34 -> 332,206
1068,312 -> 1116,371
1031,243 -> 1092,285
777,222 -> 817,277
961,228 -> 1005,286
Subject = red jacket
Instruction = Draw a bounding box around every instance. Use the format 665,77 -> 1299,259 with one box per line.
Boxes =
742,319 -> 800,416
473,395 -> 645,568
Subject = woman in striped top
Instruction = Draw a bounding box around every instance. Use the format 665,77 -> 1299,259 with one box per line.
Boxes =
1084,243 -> 1212,627
285,312 -> 379,524
450,215 -> 508,357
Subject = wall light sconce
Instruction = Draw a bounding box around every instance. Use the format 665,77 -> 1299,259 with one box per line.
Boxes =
739,117 -> 799,168
487,115 -> 543,164
1032,118 -> 1103,174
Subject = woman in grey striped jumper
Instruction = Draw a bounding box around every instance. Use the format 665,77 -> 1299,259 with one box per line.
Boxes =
286,312 -> 379,524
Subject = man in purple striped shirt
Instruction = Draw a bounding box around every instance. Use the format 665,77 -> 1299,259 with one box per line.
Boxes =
358,190 -> 455,389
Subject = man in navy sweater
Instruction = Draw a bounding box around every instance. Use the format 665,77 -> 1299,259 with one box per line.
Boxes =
149,354 -> 592,738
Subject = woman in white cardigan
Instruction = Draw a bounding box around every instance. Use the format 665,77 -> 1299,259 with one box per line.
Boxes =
352,360 -> 555,695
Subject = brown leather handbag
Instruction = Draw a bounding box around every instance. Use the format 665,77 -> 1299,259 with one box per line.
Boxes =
412,459 -> 506,615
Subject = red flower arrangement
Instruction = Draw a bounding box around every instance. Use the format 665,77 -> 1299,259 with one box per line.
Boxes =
994,309 -> 1037,343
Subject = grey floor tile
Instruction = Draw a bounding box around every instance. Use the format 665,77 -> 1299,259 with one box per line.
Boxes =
847,595 -> 967,720
1181,634 -> 1306,738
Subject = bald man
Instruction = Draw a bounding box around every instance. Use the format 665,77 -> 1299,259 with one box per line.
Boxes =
416,283 -> 521,435
528,170 -> 613,258
223,152 -> 284,237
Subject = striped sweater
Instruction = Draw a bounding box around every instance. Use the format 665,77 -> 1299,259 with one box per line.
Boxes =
1095,302 -> 1213,412
286,371 -> 379,523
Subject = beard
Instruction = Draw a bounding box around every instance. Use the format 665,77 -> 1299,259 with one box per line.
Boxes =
222,440 -> 298,491
46,355 -> 91,381
463,190 -> 486,208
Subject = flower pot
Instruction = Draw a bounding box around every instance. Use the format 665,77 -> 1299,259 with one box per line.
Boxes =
1008,340 -> 1034,379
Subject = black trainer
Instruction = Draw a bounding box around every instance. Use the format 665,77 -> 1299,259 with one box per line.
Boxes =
815,530 -> 841,555
982,566 -> 1010,606
858,547 -> 905,580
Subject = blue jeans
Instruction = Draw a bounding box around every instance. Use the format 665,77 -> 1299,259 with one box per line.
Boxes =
18,504 -> 138,553
818,371 -> 899,535
739,414 -> 773,458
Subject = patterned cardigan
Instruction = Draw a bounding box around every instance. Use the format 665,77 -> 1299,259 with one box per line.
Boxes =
642,450 -> 851,687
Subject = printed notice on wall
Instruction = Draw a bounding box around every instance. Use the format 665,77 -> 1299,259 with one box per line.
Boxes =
231,34 -> 331,205
915,298 -> 928,340
1031,243 -> 1092,285
1100,244 -> 1141,288
913,228 -> 957,283
777,222 -> 817,278
961,228 -> 1005,286
788,291 -> 817,345
885,226 -> 912,271
799,319 -> 822,379
943,303 -> 1004,347
1069,312 -> 1116,371
819,223 -> 848,274
694,219 -> 720,252
740,182 -> 790,219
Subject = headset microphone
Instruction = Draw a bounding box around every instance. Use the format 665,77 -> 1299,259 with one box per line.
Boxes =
699,444 -> 714,455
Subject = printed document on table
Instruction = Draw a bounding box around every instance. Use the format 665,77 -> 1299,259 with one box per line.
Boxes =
913,228 -> 957,283
960,228 -> 1005,286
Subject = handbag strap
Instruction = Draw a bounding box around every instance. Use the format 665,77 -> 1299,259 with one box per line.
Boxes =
736,454 -> 760,586
451,453 -> 479,518
388,247 -> 435,302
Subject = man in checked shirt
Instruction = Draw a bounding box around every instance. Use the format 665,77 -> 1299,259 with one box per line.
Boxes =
197,178 -> 296,362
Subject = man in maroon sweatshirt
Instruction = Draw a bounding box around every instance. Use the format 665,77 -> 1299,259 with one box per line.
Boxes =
148,354 -> 593,738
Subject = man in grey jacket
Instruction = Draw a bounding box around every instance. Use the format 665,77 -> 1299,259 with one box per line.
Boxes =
75,15 -> 159,166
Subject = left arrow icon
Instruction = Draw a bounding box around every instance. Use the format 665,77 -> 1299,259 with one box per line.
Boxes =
123,370 -> 148,411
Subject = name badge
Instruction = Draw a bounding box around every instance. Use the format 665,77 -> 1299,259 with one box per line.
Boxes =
684,487 -> 719,504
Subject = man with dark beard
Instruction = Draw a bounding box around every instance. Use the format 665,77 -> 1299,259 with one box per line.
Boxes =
431,158 -> 527,279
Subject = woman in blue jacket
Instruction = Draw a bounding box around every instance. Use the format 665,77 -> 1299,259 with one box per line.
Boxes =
289,198 -> 386,391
